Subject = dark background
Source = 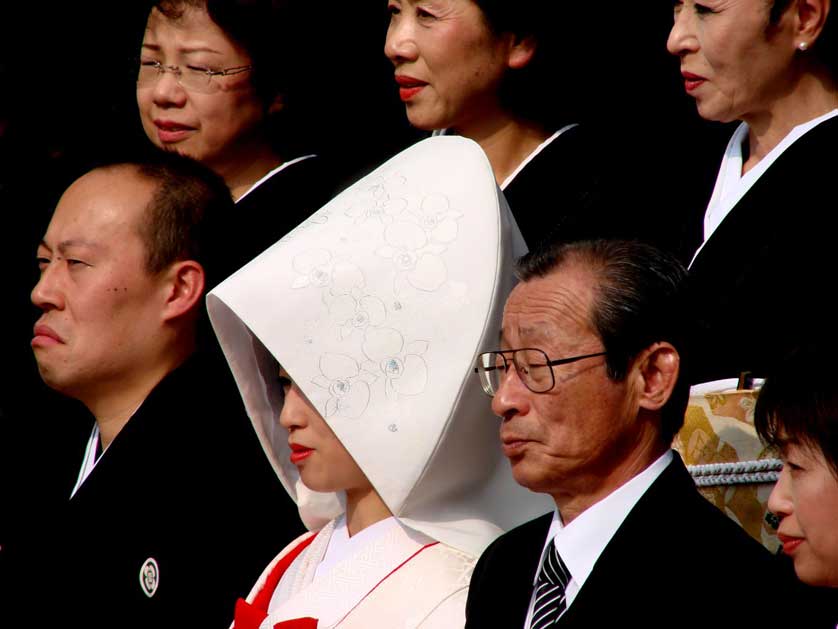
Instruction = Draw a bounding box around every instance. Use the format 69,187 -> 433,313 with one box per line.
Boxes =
0,2 -> 731,451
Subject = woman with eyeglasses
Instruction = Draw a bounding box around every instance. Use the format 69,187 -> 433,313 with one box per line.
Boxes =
208,137 -> 550,628
136,0 -> 336,276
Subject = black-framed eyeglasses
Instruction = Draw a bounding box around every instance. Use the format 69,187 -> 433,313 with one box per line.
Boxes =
137,59 -> 253,94
474,348 -> 607,396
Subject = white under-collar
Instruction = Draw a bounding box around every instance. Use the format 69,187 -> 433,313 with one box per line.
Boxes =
70,400 -> 146,498
70,424 -> 104,499
314,515 -> 400,580
500,124 -> 578,191
692,108 -> 838,267
431,126 -> 579,191
235,154 -> 317,204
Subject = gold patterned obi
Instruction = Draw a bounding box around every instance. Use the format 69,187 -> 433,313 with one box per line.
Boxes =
673,386 -> 781,553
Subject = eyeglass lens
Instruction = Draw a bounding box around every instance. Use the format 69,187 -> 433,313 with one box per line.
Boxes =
137,62 -> 214,94
479,349 -> 554,395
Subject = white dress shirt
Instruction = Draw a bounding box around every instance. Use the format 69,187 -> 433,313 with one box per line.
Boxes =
524,450 -> 674,628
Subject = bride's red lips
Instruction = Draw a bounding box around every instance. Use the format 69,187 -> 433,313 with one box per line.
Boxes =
289,442 -> 314,464
395,74 -> 427,87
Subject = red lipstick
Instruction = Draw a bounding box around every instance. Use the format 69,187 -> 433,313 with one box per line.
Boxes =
681,71 -> 706,93
778,534 -> 803,555
395,75 -> 427,102
289,443 -> 314,464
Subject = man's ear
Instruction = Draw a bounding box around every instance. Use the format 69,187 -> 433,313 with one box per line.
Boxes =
161,260 -> 205,323
794,0 -> 831,46
635,342 -> 680,412
507,34 -> 537,70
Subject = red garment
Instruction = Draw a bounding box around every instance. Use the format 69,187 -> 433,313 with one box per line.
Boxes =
234,533 -> 317,629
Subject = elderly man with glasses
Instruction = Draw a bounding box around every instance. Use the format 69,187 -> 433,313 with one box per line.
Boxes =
465,238 -> 819,629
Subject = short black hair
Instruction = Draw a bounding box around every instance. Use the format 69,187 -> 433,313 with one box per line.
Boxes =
755,342 -> 838,478
99,151 -> 233,286
516,238 -> 690,444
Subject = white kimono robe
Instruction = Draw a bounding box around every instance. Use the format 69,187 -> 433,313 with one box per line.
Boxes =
235,519 -> 474,628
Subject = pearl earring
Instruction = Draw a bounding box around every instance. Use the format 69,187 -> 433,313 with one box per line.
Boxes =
798,41 -> 809,51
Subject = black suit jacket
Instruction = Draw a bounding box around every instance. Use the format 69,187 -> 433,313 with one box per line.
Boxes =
687,115 -> 838,383
1,352 -> 305,628
466,455 -> 836,628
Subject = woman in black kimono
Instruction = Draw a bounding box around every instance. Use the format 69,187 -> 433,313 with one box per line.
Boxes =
383,1 -> 610,250
668,0 -> 838,384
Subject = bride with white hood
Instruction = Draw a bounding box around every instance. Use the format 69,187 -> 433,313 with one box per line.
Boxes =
208,136 -> 551,628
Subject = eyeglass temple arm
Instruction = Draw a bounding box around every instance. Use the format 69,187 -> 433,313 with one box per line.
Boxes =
545,351 -> 607,367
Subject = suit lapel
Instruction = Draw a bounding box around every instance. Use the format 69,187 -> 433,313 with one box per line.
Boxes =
556,459 -> 694,627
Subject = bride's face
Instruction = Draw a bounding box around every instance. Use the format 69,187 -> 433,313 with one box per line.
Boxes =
278,368 -> 371,494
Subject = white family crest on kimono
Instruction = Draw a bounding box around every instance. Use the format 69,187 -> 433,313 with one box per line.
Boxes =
208,137 -> 553,628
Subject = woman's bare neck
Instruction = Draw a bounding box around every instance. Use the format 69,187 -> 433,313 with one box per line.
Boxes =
345,485 -> 394,537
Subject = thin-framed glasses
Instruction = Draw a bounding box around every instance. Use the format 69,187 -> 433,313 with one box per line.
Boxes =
474,348 -> 607,397
137,59 -> 253,94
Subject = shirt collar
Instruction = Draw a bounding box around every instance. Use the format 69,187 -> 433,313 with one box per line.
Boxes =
533,450 -> 674,592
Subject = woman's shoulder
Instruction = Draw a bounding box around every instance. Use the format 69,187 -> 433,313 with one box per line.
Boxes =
342,542 -> 476,629
239,154 -> 334,206
409,544 -> 477,628
262,528 -> 321,574
421,542 -> 477,575
508,122 -> 601,188
245,528 -> 321,597
284,528 -> 322,551
782,111 -> 838,167
384,542 -> 477,596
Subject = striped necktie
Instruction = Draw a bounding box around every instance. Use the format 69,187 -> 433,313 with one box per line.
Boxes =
530,539 -> 571,629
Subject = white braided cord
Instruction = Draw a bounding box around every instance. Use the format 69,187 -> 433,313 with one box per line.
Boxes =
687,459 -> 783,486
